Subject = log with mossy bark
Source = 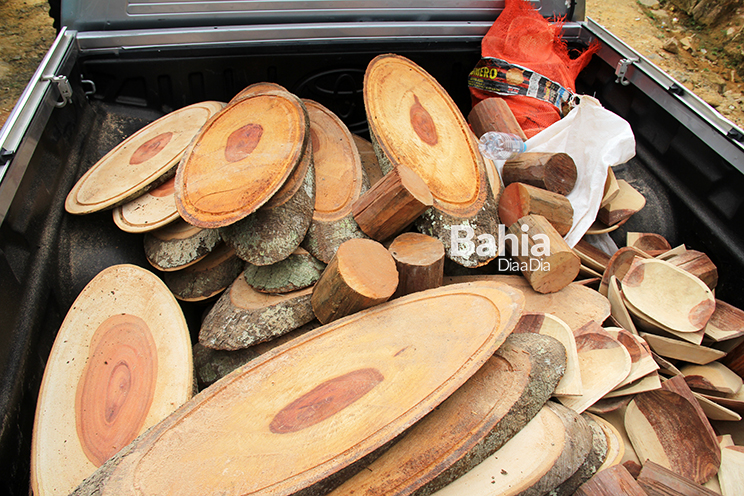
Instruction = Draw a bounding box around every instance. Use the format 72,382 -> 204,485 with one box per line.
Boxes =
144,218 -> 221,271
364,53 -> 503,268
161,242 -> 245,301
242,247 -> 326,294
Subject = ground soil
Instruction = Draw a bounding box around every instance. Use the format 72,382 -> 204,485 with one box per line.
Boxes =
1,0 -> 744,129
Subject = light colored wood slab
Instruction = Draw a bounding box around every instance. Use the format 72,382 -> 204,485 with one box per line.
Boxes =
301,99 -> 369,263
622,258 -> 716,334
66,101 -> 224,215
176,91 -> 308,228
597,179 -> 646,227
513,312 -> 583,396
242,248 -> 325,294
588,395 -> 633,415
70,280 -> 524,496
220,137 -> 315,266
431,402 -> 592,496
608,275 -> 639,335
666,249 -> 719,290
681,362 -> 743,396
112,176 -> 179,233
604,371 -> 662,398
556,329 -> 631,414
699,388 -> 744,416
719,445 -> 744,496
364,53 -> 500,268
574,239 -> 611,274
601,166 -> 620,208
199,275 -> 315,351
585,219 -> 623,235
443,274 -> 611,333
625,387 -> 721,484
230,81 -> 289,103
31,265 -> 193,496
693,391 -> 742,422
638,459 -> 720,496
624,291 -> 706,345
574,463 -> 647,496
641,332 -> 727,365
705,299 -> 744,343
606,327 -> 659,389
597,408 -> 641,466
143,218 -> 221,271
627,232 -> 672,257
326,333 -> 566,496
161,243 -> 244,301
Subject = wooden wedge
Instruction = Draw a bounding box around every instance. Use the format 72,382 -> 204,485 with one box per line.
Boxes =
641,332 -> 726,365
69,281 -> 524,496
513,312 -> 582,396
431,402 -> 592,496
598,245 -> 649,297
601,166 -> 620,208
574,239 -> 611,274
364,53 -> 501,268
112,176 -> 179,233
597,179 -> 646,227
606,327 -> 659,389
556,324 -> 632,414
199,275 -> 315,351
625,380 -> 721,484
30,265 -> 193,496
666,249 -> 718,290
242,247 -> 325,294
693,391 -> 742,422
603,371 -> 662,398
705,299 -> 744,343
681,362 -> 743,396
326,333 -> 566,496
301,99 -> 369,263
608,275 -> 639,335
220,134 -> 315,266
627,232 -> 672,257
143,218 -> 221,272
719,445 -> 744,496
574,464 -> 647,496
66,101 -> 224,215
176,92 -> 308,228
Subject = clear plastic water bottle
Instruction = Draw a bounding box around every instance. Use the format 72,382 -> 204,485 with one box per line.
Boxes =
478,131 -> 527,161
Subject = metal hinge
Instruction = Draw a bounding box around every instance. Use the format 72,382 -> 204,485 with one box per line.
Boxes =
615,58 -> 639,86
42,74 -> 73,108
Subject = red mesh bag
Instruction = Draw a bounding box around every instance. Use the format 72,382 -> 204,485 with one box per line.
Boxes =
469,0 -> 599,138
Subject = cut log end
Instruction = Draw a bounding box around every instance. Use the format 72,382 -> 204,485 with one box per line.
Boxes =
388,232 -> 445,298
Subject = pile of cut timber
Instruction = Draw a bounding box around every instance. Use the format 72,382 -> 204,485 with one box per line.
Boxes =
49,53 -> 744,496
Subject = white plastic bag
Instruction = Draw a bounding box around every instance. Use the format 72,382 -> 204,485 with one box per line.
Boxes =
498,96 -> 636,247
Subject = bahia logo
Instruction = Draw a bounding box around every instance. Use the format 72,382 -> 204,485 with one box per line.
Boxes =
450,224 -> 552,271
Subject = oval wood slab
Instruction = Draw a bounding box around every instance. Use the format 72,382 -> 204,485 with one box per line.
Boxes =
70,280 -> 524,496
175,91 -> 309,228
301,99 -> 369,263
625,388 -> 721,484
364,54 -> 500,268
640,332 -> 727,365
431,402 -> 592,496
66,101 -> 224,215
598,246 -> 648,297
30,264 -> 194,496
112,176 -> 179,233
230,81 -> 290,103
556,327 -> 632,414
513,312 -> 583,396
326,333 -> 566,496
622,258 -> 716,333
144,218 -> 221,272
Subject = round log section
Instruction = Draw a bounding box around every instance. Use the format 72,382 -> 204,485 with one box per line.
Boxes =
30,265 -> 193,496
388,232 -> 444,299
301,99 -> 369,263
352,164 -> 433,242
502,152 -> 578,196
364,54 -> 500,268
66,101 -> 224,215
175,91 -> 309,228
311,238 -> 398,324
161,243 -> 245,301
498,182 -> 574,236
220,136 -> 315,266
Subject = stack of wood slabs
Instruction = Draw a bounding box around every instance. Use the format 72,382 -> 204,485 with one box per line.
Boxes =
112,176 -> 180,233
31,265 -> 194,496
65,101 -> 224,216
364,53 -> 501,268
70,281 -> 525,495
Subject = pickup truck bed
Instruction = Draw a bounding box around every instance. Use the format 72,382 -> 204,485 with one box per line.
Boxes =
2,5 -> 744,493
